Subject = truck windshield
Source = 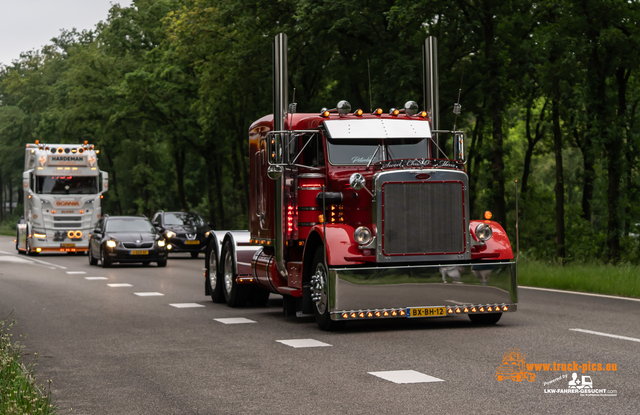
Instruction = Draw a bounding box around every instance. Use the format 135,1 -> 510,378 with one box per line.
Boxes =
106,219 -> 155,233
36,176 -> 98,194
326,138 -> 429,165
164,212 -> 204,227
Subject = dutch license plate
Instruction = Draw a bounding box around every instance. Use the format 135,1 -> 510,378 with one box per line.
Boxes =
60,243 -> 75,248
185,240 -> 200,245
407,307 -> 447,318
130,250 -> 149,255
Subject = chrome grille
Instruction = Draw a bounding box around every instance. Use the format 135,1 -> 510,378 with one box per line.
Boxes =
54,216 -> 81,221
382,182 -> 464,254
123,242 -> 153,249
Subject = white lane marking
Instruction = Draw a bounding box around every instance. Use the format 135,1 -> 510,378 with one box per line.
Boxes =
0,250 -> 67,269
107,283 -> 133,287
368,370 -> 445,384
66,271 -> 86,274
276,339 -> 332,348
85,277 -> 108,280
0,255 -> 33,264
214,318 -> 256,324
570,328 -> 640,343
134,292 -> 165,297
169,303 -> 205,308
520,286 -> 640,302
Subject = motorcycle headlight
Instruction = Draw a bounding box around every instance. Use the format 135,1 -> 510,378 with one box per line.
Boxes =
106,240 -> 117,248
354,226 -> 372,245
475,223 -> 493,241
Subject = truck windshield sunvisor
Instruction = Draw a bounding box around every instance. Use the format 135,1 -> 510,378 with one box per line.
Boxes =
36,176 -> 98,194
326,138 -> 429,166
106,219 -> 155,233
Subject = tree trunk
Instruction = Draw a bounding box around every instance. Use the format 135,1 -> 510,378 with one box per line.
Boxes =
490,102 -> 506,226
552,75 -> 565,259
8,175 -> 12,215
174,146 -> 186,210
0,171 -> 4,224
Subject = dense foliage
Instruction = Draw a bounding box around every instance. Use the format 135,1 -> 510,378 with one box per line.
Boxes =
1,0 -> 640,263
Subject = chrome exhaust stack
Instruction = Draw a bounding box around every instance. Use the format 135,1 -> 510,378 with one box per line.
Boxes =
273,33 -> 288,279
423,36 -> 439,147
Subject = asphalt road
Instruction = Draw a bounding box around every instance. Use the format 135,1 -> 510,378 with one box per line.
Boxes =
0,234 -> 638,414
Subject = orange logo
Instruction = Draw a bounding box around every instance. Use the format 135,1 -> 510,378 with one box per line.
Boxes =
496,348 -> 536,382
55,201 -> 80,206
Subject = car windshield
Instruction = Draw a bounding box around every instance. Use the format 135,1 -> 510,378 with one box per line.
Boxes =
325,138 -> 429,165
36,175 -> 98,194
106,219 -> 155,233
164,212 -> 204,227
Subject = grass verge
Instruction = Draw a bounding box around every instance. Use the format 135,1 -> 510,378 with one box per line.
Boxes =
0,312 -> 57,414
518,260 -> 640,298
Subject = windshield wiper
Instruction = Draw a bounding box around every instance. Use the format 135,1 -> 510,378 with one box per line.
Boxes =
366,145 -> 381,170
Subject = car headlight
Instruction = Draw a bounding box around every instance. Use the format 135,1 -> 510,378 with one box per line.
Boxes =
475,223 -> 493,241
205,231 -> 210,237
106,240 -> 117,248
157,240 -> 166,247
166,231 -> 175,238
354,226 -> 373,245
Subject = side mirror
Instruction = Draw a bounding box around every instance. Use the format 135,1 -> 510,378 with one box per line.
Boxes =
152,221 -> 159,226
267,133 -> 283,164
93,227 -> 101,234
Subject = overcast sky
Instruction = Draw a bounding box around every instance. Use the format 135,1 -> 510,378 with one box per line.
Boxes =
0,0 -> 133,67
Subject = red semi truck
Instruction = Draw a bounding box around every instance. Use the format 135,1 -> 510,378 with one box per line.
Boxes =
204,34 -> 517,330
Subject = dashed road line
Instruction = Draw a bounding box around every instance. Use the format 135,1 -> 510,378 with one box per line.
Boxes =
169,303 -> 205,308
134,292 -> 164,297
276,339 -> 331,348
66,271 -> 86,274
85,277 -> 108,280
368,370 -> 445,384
214,318 -> 256,324
570,328 -> 640,343
520,286 -> 640,302
107,283 -> 133,287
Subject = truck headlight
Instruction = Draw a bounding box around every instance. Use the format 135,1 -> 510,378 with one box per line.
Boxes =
166,231 -> 175,239
475,223 -> 493,241
157,240 -> 166,247
106,240 -> 117,248
354,226 -> 372,245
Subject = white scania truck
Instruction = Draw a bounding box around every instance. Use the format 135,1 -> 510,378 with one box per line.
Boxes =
16,141 -> 108,255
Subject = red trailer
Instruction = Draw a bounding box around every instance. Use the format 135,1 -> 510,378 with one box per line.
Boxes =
204,34 -> 517,330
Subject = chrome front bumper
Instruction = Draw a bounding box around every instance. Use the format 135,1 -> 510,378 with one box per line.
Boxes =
329,261 -> 517,320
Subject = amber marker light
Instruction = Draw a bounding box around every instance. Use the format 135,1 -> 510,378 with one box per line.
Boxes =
36,248 -> 42,253
487,306 -> 493,312
391,310 -> 398,316
358,312 -> 365,318
399,310 -> 406,316
479,307 -> 485,312
503,306 -> 508,311
342,313 -> 349,319
484,211 -> 493,220
447,308 -> 453,314
354,109 -> 363,116
471,307 -> 477,313
318,214 -> 324,223
375,311 -> 381,317
419,111 -> 428,118
350,312 -> 357,318
463,307 -> 469,313
390,108 -> 400,116
367,312 -> 373,318
373,108 -> 383,115
455,308 -> 461,314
